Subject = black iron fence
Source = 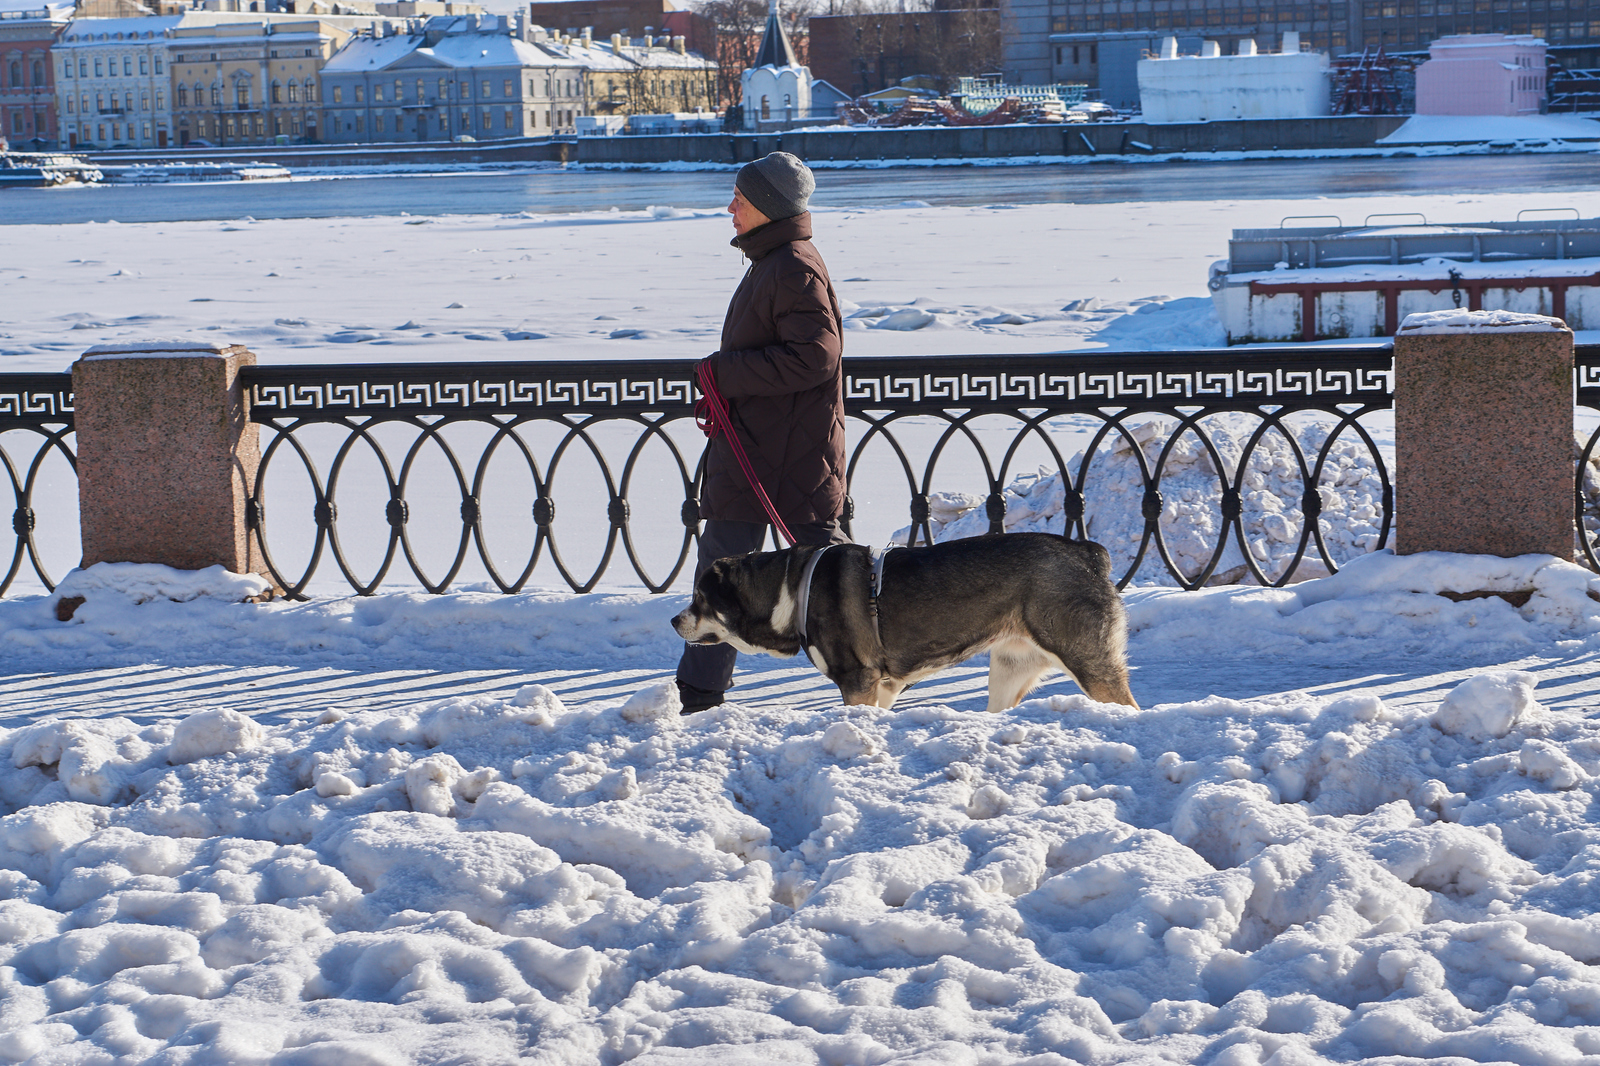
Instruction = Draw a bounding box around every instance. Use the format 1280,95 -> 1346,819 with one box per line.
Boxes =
0,375 -> 75,597
239,348 -> 1397,597
14,344 -> 1599,598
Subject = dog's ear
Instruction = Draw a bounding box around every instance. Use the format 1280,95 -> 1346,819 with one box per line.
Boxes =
701,559 -> 742,613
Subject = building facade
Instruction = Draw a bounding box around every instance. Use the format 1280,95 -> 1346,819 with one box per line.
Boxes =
1007,0 -> 1600,93
319,15 -> 713,141
320,16 -> 595,140
53,13 -> 184,148
167,18 -> 351,146
1414,32 -> 1545,113
807,8 -> 1001,97
0,0 -> 70,150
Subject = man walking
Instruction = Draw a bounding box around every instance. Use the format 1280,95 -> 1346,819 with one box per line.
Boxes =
677,151 -> 849,714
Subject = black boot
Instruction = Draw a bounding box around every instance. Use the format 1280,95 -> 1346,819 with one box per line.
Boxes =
677,680 -> 725,715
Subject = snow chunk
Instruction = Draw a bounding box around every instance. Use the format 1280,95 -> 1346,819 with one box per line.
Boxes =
168,708 -> 263,764
1433,671 -> 1539,740
620,681 -> 682,723
966,783 -> 1011,819
822,721 -> 875,759
1519,739 -> 1588,789
871,308 -> 936,330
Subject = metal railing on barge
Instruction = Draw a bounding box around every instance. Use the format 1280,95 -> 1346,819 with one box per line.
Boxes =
8,343 -> 1594,598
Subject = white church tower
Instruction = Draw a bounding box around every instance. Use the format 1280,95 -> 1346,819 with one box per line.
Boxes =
740,0 -> 812,129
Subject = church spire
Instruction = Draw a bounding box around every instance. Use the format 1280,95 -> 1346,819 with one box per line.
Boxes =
752,0 -> 798,68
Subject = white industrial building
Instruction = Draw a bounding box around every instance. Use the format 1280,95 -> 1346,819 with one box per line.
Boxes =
1136,31 -> 1329,123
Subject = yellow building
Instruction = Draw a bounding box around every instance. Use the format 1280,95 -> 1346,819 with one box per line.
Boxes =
167,18 -> 353,145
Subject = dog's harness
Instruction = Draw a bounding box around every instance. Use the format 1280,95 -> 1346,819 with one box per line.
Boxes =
795,544 -> 899,649
795,545 -> 832,648
869,545 -> 897,646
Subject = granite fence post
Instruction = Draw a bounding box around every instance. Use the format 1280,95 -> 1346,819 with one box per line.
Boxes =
1394,310 -> 1574,560
72,342 -> 265,577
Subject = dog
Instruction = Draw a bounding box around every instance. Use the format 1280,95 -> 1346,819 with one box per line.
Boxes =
671,533 -> 1137,711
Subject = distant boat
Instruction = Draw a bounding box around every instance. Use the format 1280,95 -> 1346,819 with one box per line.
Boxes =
0,151 -> 103,188
99,161 -> 291,184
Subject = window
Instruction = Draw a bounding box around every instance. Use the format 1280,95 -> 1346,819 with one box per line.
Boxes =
236,83 -> 249,108
332,85 -> 341,103
354,85 -> 363,102
355,113 -> 363,132
154,56 -> 162,74
178,84 -> 187,106
460,79 -> 470,97
288,83 -> 300,102
123,56 -> 132,75
7,62 -> 17,88
211,85 -> 221,106
503,78 -> 513,96
140,92 -> 148,110
395,78 -> 403,100
155,90 -> 163,109
79,59 -> 86,77
94,59 -> 102,76
529,78 -> 536,96
66,96 -> 75,113
504,107 -> 513,128
439,77 -> 448,97
482,80 -> 491,97
63,58 -> 72,79
80,92 -> 87,112
139,55 -> 147,74
96,91 -> 104,110
272,83 -> 282,103
374,84 -> 383,101
124,91 -> 133,111
376,113 -> 385,132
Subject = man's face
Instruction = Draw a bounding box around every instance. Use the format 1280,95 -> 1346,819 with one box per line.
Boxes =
729,187 -> 770,236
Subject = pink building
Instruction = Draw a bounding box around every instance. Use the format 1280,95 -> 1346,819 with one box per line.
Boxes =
1415,33 -> 1546,116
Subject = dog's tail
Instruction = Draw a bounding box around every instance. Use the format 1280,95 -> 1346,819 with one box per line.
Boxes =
1079,538 -> 1114,581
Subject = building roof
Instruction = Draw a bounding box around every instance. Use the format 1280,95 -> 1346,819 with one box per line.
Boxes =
751,4 -> 797,68
58,14 -> 185,41
322,30 -> 425,70
0,0 -> 72,21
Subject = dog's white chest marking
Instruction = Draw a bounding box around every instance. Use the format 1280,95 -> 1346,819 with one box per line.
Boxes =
770,582 -> 797,634
807,644 -> 829,675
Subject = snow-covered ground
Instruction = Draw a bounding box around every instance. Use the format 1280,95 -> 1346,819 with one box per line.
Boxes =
7,552 -> 1600,1064
9,185 -> 1600,1064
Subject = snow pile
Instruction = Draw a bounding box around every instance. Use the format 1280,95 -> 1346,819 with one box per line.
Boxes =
894,415 -> 1387,585
1127,549 -> 1600,664
1399,308 -> 1567,334
51,563 -> 271,608
5,660 -> 1600,1063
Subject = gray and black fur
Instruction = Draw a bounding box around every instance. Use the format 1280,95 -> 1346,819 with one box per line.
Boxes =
671,533 -> 1138,711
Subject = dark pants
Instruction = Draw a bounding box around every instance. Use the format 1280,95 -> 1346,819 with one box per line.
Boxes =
676,517 -> 851,694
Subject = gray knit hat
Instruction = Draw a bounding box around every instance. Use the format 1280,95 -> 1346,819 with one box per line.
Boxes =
736,152 -> 815,222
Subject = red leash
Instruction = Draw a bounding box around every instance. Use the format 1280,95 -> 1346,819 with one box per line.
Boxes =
695,361 -> 797,547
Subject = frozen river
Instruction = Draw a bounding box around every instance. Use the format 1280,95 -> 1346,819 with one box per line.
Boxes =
4,150 -> 1600,225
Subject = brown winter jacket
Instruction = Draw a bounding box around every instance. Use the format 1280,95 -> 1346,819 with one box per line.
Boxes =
699,211 -> 847,526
